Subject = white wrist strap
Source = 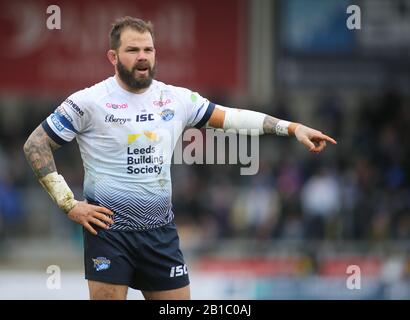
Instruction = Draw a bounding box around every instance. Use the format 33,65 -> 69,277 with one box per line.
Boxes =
39,172 -> 78,213
275,120 -> 291,136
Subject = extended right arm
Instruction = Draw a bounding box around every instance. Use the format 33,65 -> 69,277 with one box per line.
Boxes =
23,125 -> 114,234
207,105 -> 337,153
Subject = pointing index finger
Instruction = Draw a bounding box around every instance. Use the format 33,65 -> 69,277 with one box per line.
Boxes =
318,133 -> 337,145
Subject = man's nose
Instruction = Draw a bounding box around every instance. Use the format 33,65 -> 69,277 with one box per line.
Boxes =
136,51 -> 147,60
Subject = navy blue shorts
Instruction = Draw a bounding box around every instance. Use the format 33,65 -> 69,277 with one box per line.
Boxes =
83,221 -> 190,291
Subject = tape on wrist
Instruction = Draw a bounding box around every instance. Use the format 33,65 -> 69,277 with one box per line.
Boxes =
39,172 -> 78,213
275,120 -> 291,136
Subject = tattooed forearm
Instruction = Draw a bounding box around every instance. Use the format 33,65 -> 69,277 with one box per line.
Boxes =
23,125 -> 61,179
263,115 -> 280,134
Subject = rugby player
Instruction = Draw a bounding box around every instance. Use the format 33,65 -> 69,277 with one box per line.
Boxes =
23,17 -> 336,300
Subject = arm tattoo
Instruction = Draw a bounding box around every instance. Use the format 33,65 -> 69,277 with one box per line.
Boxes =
23,125 -> 61,179
263,115 -> 280,134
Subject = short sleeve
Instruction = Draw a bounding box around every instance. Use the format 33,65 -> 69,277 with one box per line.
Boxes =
42,90 -> 89,145
179,89 -> 215,128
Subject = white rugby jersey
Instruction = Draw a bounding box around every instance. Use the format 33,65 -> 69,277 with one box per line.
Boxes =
42,76 -> 215,231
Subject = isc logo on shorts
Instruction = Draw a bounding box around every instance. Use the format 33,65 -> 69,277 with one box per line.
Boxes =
170,264 -> 188,277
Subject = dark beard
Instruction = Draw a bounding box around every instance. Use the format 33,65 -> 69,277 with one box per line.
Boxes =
117,58 -> 155,91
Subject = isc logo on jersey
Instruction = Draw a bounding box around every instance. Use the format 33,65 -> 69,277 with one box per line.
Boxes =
136,114 -> 155,122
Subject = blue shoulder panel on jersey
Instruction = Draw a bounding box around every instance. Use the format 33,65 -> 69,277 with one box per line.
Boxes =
54,112 -> 79,134
194,102 -> 216,129
41,120 -> 70,145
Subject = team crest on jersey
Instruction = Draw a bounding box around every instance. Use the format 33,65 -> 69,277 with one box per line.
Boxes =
92,257 -> 111,271
160,109 -> 174,121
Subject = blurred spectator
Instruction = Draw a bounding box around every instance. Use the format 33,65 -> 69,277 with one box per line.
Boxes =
300,168 -> 342,239
394,209 -> 410,240
314,91 -> 344,138
230,167 -> 280,239
0,175 -> 23,235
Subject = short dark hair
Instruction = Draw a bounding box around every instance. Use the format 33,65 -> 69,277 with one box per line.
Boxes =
109,16 -> 154,50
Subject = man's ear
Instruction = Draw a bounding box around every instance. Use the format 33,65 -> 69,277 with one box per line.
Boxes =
107,50 -> 117,66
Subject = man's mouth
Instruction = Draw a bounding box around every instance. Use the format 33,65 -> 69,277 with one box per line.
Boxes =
134,67 -> 149,76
